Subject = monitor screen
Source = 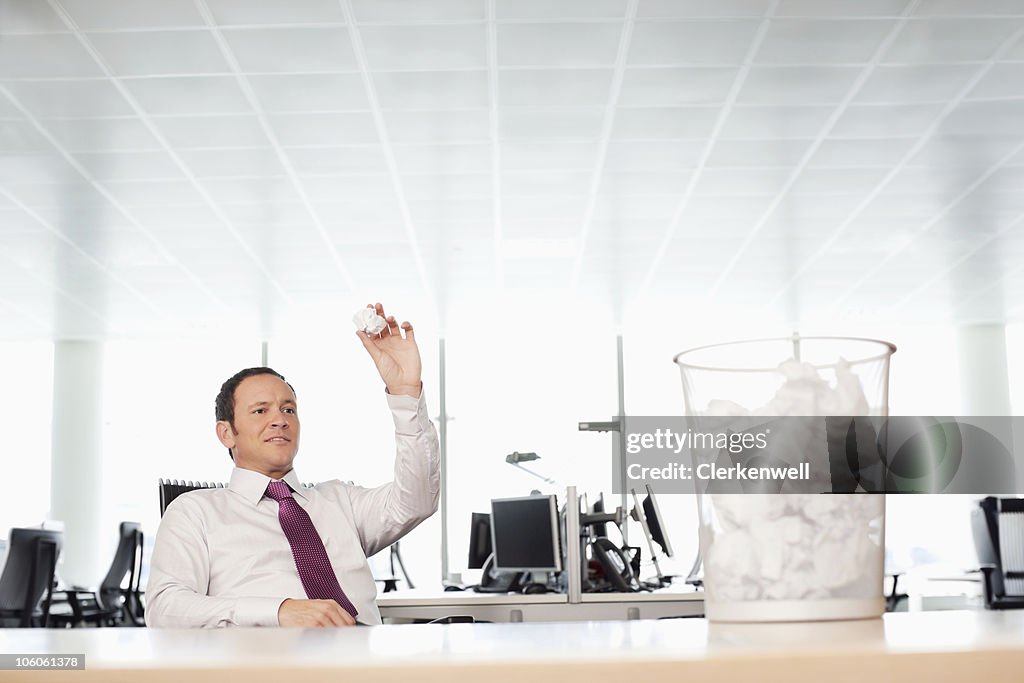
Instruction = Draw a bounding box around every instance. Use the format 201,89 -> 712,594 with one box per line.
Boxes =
467,512 -> 492,569
642,484 -> 674,558
490,495 -> 562,572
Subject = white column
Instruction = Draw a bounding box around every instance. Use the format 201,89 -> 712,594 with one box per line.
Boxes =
49,340 -> 105,587
956,324 -> 1011,415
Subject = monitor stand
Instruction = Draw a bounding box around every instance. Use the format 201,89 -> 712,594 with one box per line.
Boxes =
472,554 -> 525,593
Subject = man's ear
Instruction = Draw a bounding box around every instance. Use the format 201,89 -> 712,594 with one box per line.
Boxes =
216,421 -> 237,450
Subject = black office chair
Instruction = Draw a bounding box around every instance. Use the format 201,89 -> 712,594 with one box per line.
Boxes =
972,496 -> 1024,610
0,528 -> 63,627
159,479 -> 321,517
52,522 -> 145,627
159,479 -> 226,517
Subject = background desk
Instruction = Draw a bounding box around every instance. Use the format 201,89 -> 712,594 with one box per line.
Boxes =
2,611 -> 1023,683
377,586 -> 704,622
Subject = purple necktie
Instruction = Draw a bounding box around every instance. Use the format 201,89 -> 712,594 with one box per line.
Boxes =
265,481 -> 358,618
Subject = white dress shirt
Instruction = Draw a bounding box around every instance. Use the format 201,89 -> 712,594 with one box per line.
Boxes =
146,391 -> 439,628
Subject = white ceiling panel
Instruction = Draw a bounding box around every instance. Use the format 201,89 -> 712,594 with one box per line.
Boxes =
831,103 -> 944,138
177,147 -> 285,178
86,30 -> 230,77
0,80 -> 134,118
122,76 -> 252,115
286,146 -> 389,174
500,141 -> 597,170
599,170 -> 691,195
756,19 -> 893,64
57,0 -> 206,30
637,0 -> 771,19
221,27 -> 358,73
627,20 -> 760,65
497,0 -> 626,21
402,172 -> 490,199
351,0 -> 485,23
500,108 -> 605,141
0,0 -> 66,32
737,66 -> 863,104
152,115 -> 269,148
719,105 -> 834,139
0,34 -> 103,79
71,149 -> 183,181
497,23 -> 623,67
204,0 -> 346,26
372,70 -> 489,109
619,67 -> 739,105
882,18 -> 1024,63
301,174 -> 398,201
268,113 -> 380,145
776,1 -> 907,18
384,109 -> 490,143
37,117 -> 160,152
0,120 -> 54,153
968,63 -> 1024,100
855,65 -> 980,104
611,106 -> 719,139
498,69 -> 614,106
102,179 -> 205,206
359,24 -> 487,70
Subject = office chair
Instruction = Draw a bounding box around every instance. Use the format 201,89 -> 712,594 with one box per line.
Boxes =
159,479 -> 226,516
52,522 -> 145,627
972,496 -> 1024,610
0,528 -> 63,627
159,478 -> 321,516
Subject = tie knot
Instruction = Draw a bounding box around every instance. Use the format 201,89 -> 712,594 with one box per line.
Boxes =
265,480 -> 293,502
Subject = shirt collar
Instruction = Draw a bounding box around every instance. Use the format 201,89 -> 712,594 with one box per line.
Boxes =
229,467 -> 309,505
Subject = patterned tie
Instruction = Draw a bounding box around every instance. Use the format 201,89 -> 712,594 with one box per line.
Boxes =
265,480 -> 358,618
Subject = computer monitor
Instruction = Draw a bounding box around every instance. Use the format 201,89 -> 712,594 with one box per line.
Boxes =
490,495 -> 562,572
467,512 -> 492,569
642,484 -> 674,558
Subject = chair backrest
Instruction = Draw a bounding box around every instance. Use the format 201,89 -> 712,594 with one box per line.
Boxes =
158,479 -> 225,517
159,478 -> 318,516
98,522 -> 142,610
0,528 -> 63,626
972,497 -> 1024,601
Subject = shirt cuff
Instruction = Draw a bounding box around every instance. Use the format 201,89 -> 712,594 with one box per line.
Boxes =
236,597 -> 288,627
386,388 -> 431,436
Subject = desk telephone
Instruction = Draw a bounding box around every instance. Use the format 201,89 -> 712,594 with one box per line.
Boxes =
591,537 -> 641,592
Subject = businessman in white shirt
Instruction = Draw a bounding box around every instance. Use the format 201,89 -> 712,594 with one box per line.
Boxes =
146,303 -> 440,628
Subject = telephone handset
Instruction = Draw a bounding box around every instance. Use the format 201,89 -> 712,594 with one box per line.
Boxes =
591,537 -> 640,592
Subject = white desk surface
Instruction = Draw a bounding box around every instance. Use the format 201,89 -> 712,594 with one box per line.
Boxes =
2,610 -> 1023,683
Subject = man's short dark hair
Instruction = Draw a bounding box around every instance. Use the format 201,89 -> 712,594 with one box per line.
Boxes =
215,367 -> 295,460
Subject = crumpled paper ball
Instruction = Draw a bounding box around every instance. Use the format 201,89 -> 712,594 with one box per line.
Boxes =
352,307 -> 388,335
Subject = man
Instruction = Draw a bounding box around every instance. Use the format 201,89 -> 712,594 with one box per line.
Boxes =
146,303 -> 439,627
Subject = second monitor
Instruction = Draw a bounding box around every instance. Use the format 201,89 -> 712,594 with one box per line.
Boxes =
490,495 -> 562,573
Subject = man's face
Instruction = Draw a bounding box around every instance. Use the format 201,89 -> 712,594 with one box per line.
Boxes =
216,373 -> 300,479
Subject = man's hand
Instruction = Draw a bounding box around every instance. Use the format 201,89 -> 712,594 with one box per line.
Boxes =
277,598 -> 357,627
355,302 -> 422,398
